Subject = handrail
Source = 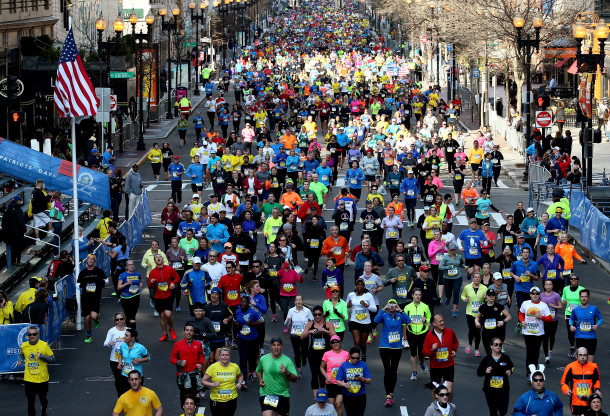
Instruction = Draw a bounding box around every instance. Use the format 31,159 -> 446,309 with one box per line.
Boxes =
23,223 -> 60,249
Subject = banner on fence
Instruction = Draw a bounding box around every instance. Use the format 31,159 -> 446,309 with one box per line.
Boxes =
569,190 -> 610,260
0,138 -> 111,209
0,194 -> 152,373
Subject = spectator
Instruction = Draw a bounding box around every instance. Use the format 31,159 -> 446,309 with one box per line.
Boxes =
72,226 -> 95,261
0,290 -> 15,324
124,164 -> 143,218
22,288 -> 49,325
31,179 -> 52,241
49,191 -> 65,256
1,195 -> 26,268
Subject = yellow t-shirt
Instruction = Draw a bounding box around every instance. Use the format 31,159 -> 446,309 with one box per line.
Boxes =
15,288 -> 37,313
424,215 -> 443,240
113,387 -> 162,416
222,154 -> 235,172
205,362 -> 241,402
367,193 -> 385,206
21,340 -> 53,383
96,217 -> 112,241
413,102 -> 424,114
147,148 -> 162,163
469,147 -> 484,165
332,82 -> 340,93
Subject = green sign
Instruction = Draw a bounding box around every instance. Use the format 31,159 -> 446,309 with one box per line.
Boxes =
110,71 -> 134,79
123,9 -> 144,19
183,42 -> 197,47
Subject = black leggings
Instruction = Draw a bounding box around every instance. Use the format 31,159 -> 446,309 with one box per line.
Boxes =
308,350 -> 326,390
466,314 -> 481,349
481,328 -> 505,356
210,398 -> 237,416
386,239 -> 398,259
482,177 -> 492,195
379,348 -> 402,395
290,336 -> 309,368
566,318 -> 576,348
543,320 -> 559,356
307,252 -> 321,277
236,337 -> 258,377
257,323 -> 266,351
484,390 -> 510,416
109,361 -> 123,397
268,285 -> 281,315
120,296 -> 140,325
343,393 -> 367,416
524,335 -> 544,375
405,198 -> 417,222
25,381 -> 48,416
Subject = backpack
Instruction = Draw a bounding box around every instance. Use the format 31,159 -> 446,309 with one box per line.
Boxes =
47,259 -> 62,280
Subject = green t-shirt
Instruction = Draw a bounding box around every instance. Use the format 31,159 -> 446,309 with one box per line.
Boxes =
384,266 -> 416,303
261,202 -> 283,218
562,285 -> 585,317
309,182 -> 328,205
256,353 -> 297,398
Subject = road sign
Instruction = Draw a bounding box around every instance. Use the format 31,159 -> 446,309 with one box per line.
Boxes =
95,87 -> 111,123
473,68 -> 480,78
536,110 -> 553,128
0,77 -> 24,98
447,44 -> 452,52
183,42 -> 197,47
110,71 -> 134,79
201,37 -> 211,43
420,35 -> 428,44
110,95 -> 117,112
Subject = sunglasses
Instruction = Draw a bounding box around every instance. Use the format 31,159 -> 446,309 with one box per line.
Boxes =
253,265 -> 261,268
313,313 -> 323,316
350,356 -> 360,360
570,278 -> 579,281
209,255 -> 217,258
115,318 -> 125,321
330,340 -> 340,344
493,343 -> 502,347
437,393 -> 449,397
28,333 -> 38,336
532,378 -> 544,382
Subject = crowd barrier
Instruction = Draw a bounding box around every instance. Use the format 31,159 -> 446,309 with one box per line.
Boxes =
487,103 -> 526,156
0,194 -> 152,374
568,190 -> 610,261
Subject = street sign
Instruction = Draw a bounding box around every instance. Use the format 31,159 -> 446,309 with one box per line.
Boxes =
473,68 -> 479,78
0,77 -> 24,98
110,71 -> 134,79
183,42 -> 197,47
201,37 -> 211,43
535,110 -> 553,128
95,87 -> 111,123
110,95 -> 117,111
447,44 -> 452,52
420,35 -> 428,44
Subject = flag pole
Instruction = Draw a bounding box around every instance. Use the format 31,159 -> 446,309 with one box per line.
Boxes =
72,116 -> 82,330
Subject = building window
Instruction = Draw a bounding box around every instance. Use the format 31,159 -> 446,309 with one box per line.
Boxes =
41,27 -> 46,36
10,0 -> 16,13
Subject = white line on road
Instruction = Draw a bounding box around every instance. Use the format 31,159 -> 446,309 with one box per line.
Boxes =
491,212 -> 506,226
454,214 -> 468,225
496,180 -> 509,188
145,184 -> 158,192
401,405 -> 409,416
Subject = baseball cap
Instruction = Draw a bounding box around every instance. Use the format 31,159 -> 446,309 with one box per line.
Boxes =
492,272 -> 503,280
174,155 -> 180,159
529,286 -> 541,293
469,218 -> 477,223
330,335 -> 341,342
192,256 -> 202,264
419,264 -> 430,271
365,200 -> 372,204
211,213 -> 220,219
356,277 -> 366,283
270,337 -> 283,345
192,193 -> 200,199
330,285 -> 340,292
91,149 -> 98,153
224,243 -> 232,249
13,195 -> 23,202
486,288 -> 497,296
211,287 -> 222,295
526,207 -> 534,213
315,389 -> 329,403
424,206 -> 431,211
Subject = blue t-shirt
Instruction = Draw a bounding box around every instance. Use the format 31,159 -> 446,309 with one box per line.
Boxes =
304,159 -> 320,174
458,229 -> 486,259
336,360 -> 372,396
512,243 -> 533,260
510,259 -> 539,293
234,307 -> 261,341
316,166 -> 333,186
168,163 -> 185,181
570,305 -> 603,339
118,342 -> 149,377
345,168 -> 364,189
374,311 -> 411,348
186,163 -> 205,184
475,198 -> 494,219
118,271 -> 142,299
287,155 -> 300,172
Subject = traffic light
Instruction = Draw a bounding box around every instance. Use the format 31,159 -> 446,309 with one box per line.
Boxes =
6,75 -> 19,101
35,92 -> 47,129
579,128 -> 602,145
10,111 -> 25,125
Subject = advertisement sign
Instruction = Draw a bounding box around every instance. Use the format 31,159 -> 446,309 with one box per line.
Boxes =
0,138 -> 111,209
579,73 -> 593,119
137,46 -> 158,106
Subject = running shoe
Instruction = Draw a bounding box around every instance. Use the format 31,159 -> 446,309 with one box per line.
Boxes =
260,348 -> 265,356
372,329 -> 377,339
272,314 -> 277,322
402,339 -> 409,349
231,339 -> 237,349
284,326 -> 289,334
159,334 -> 168,342
474,350 -> 480,357
384,396 -> 392,407
548,350 -> 552,360
84,335 -> 93,344
170,329 -> 177,340
465,344 -> 471,354
94,316 -> 101,328
568,347 -> 576,358
409,222 -> 415,228
445,298 -> 450,305
545,356 -> 550,365
297,370 -> 302,379
111,292 -> 116,296
250,372 -> 258,383
421,364 -> 428,374
175,306 -> 181,312
153,310 -> 159,317
452,311 -> 458,318
410,372 -> 417,380
367,334 -> 372,344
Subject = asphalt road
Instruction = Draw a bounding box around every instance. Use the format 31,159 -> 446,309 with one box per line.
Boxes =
2,110 -> 609,416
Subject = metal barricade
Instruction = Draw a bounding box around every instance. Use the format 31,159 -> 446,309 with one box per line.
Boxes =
487,103 -> 526,155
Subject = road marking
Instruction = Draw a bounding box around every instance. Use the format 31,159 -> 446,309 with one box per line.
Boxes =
335,178 -> 345,187
496,180 -> 509,188
182,183 -> 189,189
491,213 -> 506,226
454,214 -> 468,225
145,184 -> 158,192
197,407 -> 205,415
401,405 -> 409,416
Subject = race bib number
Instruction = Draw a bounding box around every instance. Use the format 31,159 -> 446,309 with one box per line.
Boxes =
454,174 -> 462,180
436,347 -> 449,361
568,303 -> 578,313
407,190 -> 414,196
269,270 -> 278,277
213,321 -> 221,332
504,236 -> 513,244
448,268 -> 458,277
490,376 -> 503,389
520,274 -> 530,283
350,178 -> 358,185
165,224 -> 173,231
526,322 -> 539,334
332,247 -> 342,255
86,283 -> 96,292
388,331 -> 400,343
264,395 -> 279,407
411,314 -> 423,324
235,245 -> 245,254
387,230 -> 398,238
347,381 -> 362,394
471,301 -> 482,314
248,188 -> 255,195
218,389 -> 233,400
469,247 -> 479,256
547,270 -> 556,279
425,195 -> 433,203
291,324 -> 305,336
576,383 -> 591,398
413,254 -> 421,264
313,337 -> 325,350
282,283 -> 294,292
122,364 -> 134,375
240,325 -> 251,336
396,287 -> 407,298
355,308 -> 367,321
340,223 -> 349,231
447,147 -> 453,152
436,253 -> 444,262
227,290 -> 239,300
580,322 -> 592,332
157,282 -> 168,291
217,177 -> 225,184
330,319 -> 340,329
310,239 -> 319,248
484,319 -> 497,329
322,175 -> 329,182
502,269 -> 511,278
365,222 -> 374,230
128,285 -> 139,294
172,262 -> 183,270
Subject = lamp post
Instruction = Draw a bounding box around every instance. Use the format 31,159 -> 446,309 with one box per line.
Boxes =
573,18 -> 609,188
130,9 -> 155,150
513,12 -> 542,181
216,0 -> 231,68
234,0 -> 247,48
95,13 -> 125,88
190,1 -> 209,96
160,6 -> 180,119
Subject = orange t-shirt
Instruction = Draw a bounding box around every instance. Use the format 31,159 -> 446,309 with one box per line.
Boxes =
462,188 -> 479,206
555,243 -> 582,270
281,134 -> 297,150
321,236 -> 350,265
386,201 -> 404,221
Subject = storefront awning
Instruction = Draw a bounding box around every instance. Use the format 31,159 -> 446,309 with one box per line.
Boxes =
554,57 -> 571,68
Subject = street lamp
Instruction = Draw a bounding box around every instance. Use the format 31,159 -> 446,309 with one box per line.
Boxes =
216,0 -> 231,68
190,1 -> 209,95
96,13 -> 125,88
513,12 -> 542,181
160,6 -> 180,119
130,9 -> 155,150
573,17 -> 608,187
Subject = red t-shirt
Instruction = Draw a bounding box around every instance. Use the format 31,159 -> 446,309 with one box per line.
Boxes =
217,273 -> 243,307
148,265 -> 180,300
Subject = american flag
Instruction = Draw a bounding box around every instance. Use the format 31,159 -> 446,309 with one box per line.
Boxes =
54,28 -> 99,118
